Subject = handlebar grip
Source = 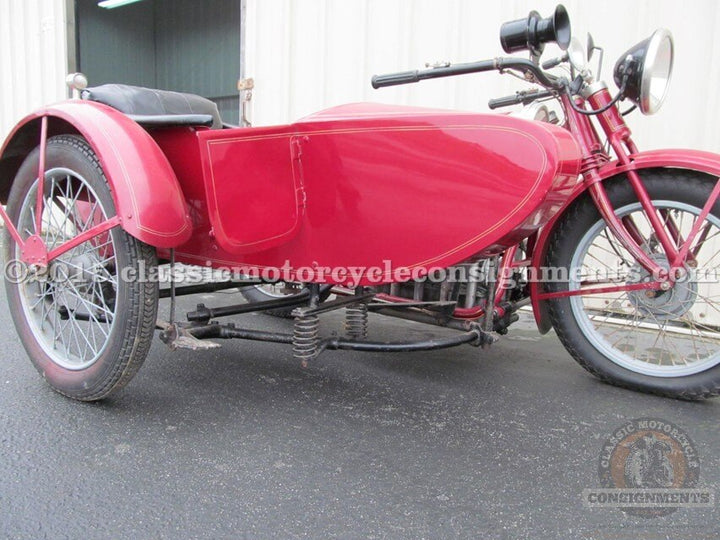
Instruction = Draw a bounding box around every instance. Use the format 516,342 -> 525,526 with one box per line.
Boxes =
371,70 -> 420,89
488,94 -> 523,110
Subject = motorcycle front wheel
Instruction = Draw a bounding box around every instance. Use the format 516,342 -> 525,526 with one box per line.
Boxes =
3,135 -> 159,401
546,171 -> 720,399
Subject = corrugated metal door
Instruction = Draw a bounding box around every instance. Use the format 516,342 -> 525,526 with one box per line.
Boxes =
76,0 -> 155,87
154,0 -> 241,122
76,0 -> 241,124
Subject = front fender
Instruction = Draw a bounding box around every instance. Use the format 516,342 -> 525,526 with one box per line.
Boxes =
0,100 -> 192,248
530,148 -> 720,334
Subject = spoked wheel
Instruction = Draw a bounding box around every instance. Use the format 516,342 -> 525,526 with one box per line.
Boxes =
4,135 -> 158,401
547,171 -> 720,399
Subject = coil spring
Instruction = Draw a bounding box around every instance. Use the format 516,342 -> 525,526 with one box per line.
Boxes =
345,303 -> 368,340
580,153 -> 609,174
292,311 -> 319,365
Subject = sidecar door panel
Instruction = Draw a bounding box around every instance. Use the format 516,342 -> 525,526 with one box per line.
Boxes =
198,125 -> 303,253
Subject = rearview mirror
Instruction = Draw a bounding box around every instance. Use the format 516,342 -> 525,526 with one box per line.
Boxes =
567,37 -> 587,72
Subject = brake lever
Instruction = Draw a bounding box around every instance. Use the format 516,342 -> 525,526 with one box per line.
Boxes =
488,88 -> 555,110
541,53 -> 569,70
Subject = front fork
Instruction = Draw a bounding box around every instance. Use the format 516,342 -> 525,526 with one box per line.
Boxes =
562,89 -> 720,288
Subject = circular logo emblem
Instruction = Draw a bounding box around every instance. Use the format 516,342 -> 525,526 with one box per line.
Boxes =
598,418 -> 700,517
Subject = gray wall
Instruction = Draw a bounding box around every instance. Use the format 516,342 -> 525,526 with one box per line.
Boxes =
76,0 -> 240,123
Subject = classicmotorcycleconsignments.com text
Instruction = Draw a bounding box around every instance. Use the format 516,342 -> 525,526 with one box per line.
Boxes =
4,259 -> 717,287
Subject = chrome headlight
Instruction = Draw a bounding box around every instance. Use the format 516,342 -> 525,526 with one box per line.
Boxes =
614,28 -> 674,115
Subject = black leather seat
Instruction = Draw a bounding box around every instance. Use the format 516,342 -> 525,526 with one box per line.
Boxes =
81,84 -> 223,129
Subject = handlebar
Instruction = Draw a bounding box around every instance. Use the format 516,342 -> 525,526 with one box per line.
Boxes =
488,94 -> 528,110
371,57 -> 560,90
372,60 -> 496,89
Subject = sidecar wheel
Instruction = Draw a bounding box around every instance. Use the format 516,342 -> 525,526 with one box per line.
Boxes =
241,283 -> 301,318
546,171 -> 720,399
3,135 -> 159,401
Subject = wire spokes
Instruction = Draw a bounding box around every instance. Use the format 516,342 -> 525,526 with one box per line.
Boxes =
16,168 -> 118,370
570,201 -> 720,376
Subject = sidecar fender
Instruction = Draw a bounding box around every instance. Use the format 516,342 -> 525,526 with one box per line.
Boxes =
0,101 -> 192,248
530,148 -> 720,334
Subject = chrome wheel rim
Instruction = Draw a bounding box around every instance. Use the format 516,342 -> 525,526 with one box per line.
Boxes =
569,200 -> 720,377
251,282 -> 299,298
15,168 -> 118,370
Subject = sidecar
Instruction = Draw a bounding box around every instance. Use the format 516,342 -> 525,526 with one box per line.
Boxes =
1,85 -> 582,281
0,83 -> 580,400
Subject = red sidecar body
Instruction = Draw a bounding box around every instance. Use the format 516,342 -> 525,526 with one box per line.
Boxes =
154,102 -> 581,284
1,99 -> 581,286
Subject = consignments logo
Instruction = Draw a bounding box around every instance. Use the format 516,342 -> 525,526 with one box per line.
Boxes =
583,418 -> 714,518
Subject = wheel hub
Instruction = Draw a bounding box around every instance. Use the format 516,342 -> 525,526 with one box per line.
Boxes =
628,253 -> 697,320
51,253 -> 98,285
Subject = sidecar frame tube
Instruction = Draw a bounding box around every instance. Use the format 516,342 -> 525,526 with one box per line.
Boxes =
535,280 -> 664,301
158,280 -> 260,299
0,199 -> 24,247
187,290 -> 311,321
321,331 -> 481,353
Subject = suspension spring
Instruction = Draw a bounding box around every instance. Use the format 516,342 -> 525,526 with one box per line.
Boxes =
345,303 -> 368,340
292,310 -> 320,365
580,152 -> 609,175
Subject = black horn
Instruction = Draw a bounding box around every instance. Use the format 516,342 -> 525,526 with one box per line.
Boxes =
500,5 -> 571,57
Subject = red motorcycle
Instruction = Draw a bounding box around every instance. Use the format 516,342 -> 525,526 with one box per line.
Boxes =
2,5 -> 719,401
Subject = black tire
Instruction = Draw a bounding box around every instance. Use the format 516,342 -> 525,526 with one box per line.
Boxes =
3,135 -> 159,401
546,170 -> 720,399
